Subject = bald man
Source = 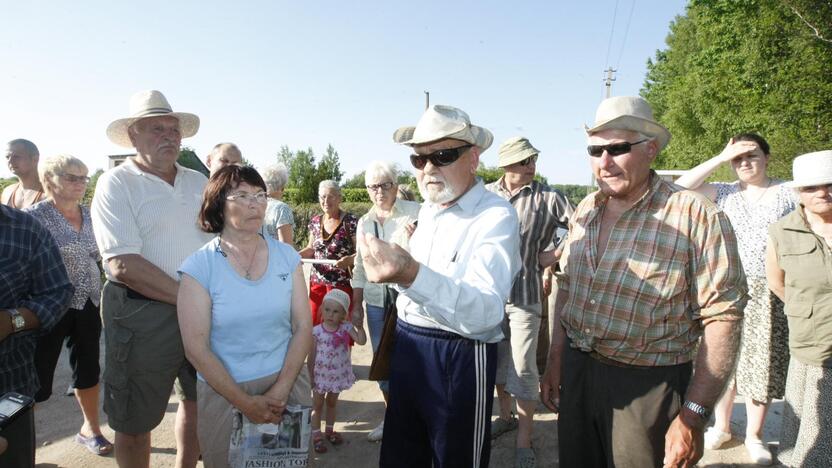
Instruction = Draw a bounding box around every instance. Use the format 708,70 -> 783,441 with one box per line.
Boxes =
205,143 -> 242,176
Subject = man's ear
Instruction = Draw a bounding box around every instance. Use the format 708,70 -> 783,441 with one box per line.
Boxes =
645,139 -> 659,163
469,147 -> 481,175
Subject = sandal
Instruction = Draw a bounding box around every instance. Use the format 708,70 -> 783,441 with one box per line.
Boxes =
313,432 -> 327,453
75,433 -> 113,456
326,431 -> 344,445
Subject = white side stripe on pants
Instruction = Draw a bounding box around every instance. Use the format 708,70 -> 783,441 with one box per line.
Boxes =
473,342 -> 486,467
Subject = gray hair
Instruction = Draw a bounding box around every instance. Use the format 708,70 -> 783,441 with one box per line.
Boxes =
7,138 -> 39,158
318,179 -> 341,195
38,154 -> 88,198
261,163 -> 289,192
364,160 -> 398,185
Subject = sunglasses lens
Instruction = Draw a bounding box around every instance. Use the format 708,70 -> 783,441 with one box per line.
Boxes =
433,148 -> 461,166
410,154 -> 427,170
606,143 -> 632,156
587,146 -> 603,157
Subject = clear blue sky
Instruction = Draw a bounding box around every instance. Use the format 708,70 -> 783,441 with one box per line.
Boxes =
1,0 -> 687,185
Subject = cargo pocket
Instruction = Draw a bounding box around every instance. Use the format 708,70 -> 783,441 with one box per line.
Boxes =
784,302 -> 815,348
103,326 -> 134,423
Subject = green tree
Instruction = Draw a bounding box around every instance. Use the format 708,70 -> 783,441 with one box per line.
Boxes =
642,0 -> 832,180
317,144 -> 344,183
277,144 -> 346,203
342,171 -> 366,189
83,169 -> 105,206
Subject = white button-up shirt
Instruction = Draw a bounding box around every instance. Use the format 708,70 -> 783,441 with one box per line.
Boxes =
91,158 -> 212,281
397,180 -> 521,343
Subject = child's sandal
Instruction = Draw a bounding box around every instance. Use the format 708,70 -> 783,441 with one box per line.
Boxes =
326,431 -> 343,445
313,433 -> 327,453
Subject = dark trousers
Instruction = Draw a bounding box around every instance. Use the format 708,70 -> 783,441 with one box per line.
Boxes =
0,406 -> 35,468
559,343 -> 692,468
380,320 -> 496,468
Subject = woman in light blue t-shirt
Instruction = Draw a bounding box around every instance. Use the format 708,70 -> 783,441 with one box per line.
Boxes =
177,165 -> 312,467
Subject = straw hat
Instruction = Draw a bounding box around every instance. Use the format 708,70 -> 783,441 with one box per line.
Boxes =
787,150 -> 832,188
393,105 -> 493,151
585,96 -> 671,150
498,137 -> 540,167
106,90 -> 200,148
323,288 -> 351,313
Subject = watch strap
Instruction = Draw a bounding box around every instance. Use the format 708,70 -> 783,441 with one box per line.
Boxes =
683,400 -> 711,420
7,308 -> 25,332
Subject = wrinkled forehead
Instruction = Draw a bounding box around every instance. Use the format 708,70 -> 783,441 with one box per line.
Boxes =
587,128 -> 642,144
131,115 -> 181,133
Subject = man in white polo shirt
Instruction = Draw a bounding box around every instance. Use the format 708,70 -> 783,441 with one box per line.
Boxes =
91,90 -> 211,468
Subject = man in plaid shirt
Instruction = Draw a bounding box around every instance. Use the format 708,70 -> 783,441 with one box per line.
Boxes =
541,96 -> 748,468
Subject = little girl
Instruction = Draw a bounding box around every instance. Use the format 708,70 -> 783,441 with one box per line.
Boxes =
308,288 -> 366,453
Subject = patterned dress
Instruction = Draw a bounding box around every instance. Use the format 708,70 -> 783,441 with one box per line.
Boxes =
312,323 -> 356,394
308,212 -> 358,289
714,181 -> 796,401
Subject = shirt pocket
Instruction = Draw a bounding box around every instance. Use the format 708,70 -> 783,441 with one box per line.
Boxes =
780,242 -> 823,286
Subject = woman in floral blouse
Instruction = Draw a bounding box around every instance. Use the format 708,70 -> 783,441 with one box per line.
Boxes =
300,180 -> 358,325
24,155 -> 112,456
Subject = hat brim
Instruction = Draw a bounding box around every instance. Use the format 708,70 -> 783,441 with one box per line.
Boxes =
785,176 -> 832,188
498,148 -> 539,167
586,115 -> 671,151
393,125 -> 493,152
106,112 -> 200,148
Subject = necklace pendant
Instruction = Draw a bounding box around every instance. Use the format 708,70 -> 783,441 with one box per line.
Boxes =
245,272 -> 251,280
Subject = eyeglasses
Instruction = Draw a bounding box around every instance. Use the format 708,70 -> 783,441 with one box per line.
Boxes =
226,191 -> 268,204
366,181 -> 394,192
58,173 -> 91,184
518,155 -> 538,166
410,145 -> 472,170
587,139 -> 650,157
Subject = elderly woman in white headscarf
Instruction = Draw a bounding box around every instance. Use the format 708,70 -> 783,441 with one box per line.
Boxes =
350,160 -> 420,442
260,163 -> 294,244
765,150 -> 832,467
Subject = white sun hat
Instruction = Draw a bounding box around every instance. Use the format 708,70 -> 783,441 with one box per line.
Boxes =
106,90 -> 200,148
393,104 -> 493,151
787,150 -> 832,188
585,96 -> 671,150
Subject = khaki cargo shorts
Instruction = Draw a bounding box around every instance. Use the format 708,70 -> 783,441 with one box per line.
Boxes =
101,281 -> 197,434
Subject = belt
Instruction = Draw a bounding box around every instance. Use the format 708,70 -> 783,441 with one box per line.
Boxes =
110,281 -> 154,302
587,350 -> 656,370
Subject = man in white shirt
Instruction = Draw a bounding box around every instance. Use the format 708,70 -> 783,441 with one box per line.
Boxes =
359,105 -> 521,467
91,90 -> 210,468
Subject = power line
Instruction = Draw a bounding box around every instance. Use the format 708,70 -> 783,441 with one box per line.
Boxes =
603,0 -> 621,67
615,0 -> 637,69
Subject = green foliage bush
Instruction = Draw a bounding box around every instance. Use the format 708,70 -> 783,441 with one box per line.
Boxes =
342,188 -> 370,203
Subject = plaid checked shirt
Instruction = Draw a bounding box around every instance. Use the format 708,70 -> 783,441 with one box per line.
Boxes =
0,205 -> 73,396
559,172 -> 747,366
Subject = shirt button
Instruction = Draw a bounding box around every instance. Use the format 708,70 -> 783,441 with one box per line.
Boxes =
590,299 -> 596,305
584,328 -> 591,334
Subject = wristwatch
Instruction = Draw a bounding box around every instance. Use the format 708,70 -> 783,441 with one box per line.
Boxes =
6,308 -> 25,333
683,400 -> 711,421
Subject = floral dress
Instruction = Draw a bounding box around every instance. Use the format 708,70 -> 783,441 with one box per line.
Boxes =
714,181 -> 796,401
312,323 -> 356,394
308,212 -> 358,289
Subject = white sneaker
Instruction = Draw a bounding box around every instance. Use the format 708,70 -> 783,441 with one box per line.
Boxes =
704,427 -> 732,450
745,438 -> 772,465
367,421 -> 384,442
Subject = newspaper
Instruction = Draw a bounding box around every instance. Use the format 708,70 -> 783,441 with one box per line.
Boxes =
228,405 -> 311,467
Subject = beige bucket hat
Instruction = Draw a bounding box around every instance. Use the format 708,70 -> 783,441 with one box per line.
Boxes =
323,288 -> 351,312
106,90 -> 200,148
787,150 -> 832,188
498,137 -> 540,167
585,96 -> 671,150
393,104 -> 493,151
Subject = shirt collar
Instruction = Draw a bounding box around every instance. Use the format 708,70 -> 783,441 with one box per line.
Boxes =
124,156 -> 184,181
781,205 -> 815,233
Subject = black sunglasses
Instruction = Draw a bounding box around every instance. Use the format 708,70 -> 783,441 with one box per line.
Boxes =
518,154 -> 538,166
587,139 -> 650,157
410,145 -> 472,170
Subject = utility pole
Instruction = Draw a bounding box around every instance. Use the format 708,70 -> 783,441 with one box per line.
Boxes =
603,67 -> 617,98
424,91 -> 430,110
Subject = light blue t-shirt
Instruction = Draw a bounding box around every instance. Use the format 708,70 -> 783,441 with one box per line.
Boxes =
178,236 -> 301,383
